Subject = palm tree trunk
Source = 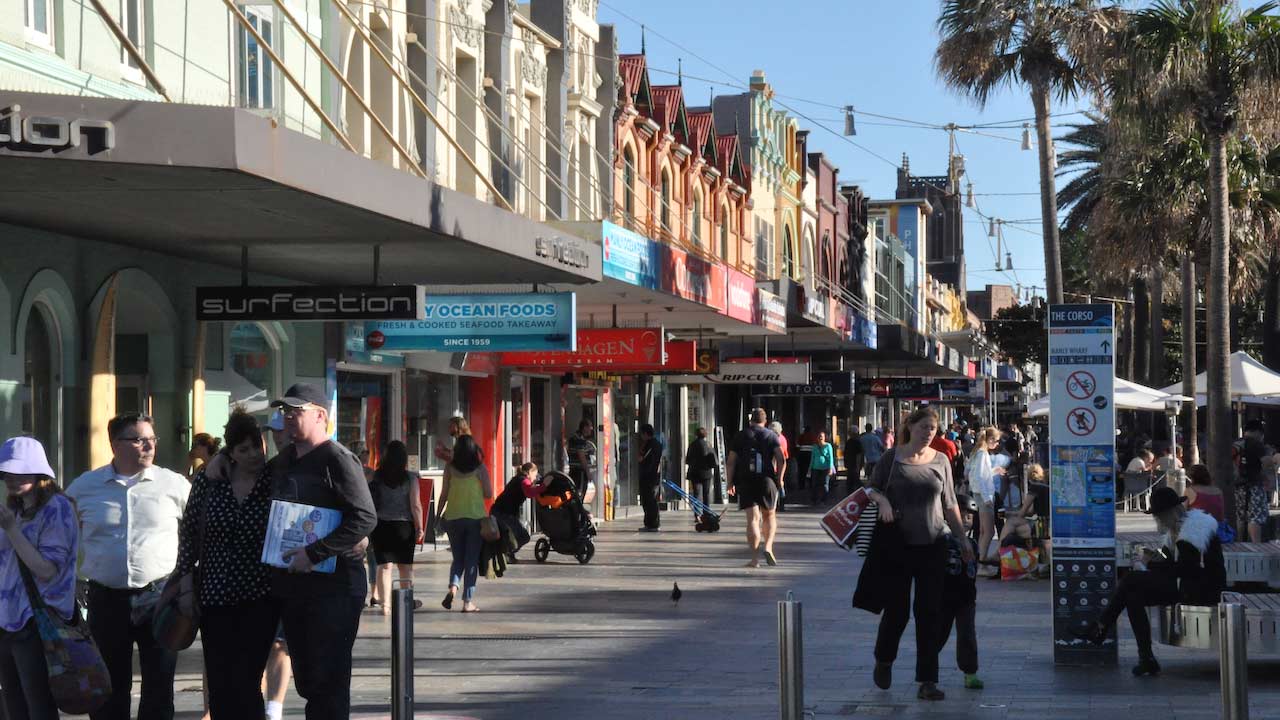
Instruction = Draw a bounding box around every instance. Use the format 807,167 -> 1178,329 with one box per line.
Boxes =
1134,274 -> 1150,386
1206,132 -> 1234,510
1182,250 -> 1199,466
1151,266 -> 1165,391
1031,81 -> 1064,305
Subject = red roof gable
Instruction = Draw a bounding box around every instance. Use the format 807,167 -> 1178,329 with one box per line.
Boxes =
686,110 -> 716,162
619,54 -> 647,101
649,85 -> 689,144
716,134 -> 746,184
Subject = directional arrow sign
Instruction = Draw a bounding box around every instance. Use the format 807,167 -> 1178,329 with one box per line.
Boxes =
1100,340 -> 1111,353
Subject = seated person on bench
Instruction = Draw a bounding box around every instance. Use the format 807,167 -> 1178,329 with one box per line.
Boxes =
1077,487 -> 1226,676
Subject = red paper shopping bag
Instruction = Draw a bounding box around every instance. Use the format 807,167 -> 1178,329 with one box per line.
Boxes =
819,487 -> 872,550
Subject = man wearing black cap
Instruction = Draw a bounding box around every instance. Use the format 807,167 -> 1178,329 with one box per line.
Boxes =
268,383 -> 377,719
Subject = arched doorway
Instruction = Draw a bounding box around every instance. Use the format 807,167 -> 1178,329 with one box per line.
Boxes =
15,269 -> 78,478
21,305 -> 59,455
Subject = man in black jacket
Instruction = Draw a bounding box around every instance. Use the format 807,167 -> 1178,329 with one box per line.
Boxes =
638,424 -> 664,531
684,427 -> 716,508
270,383 -> 377,719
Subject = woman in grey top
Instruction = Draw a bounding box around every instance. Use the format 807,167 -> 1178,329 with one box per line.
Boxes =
369,441 -> 424,615
864,407 -> 972,701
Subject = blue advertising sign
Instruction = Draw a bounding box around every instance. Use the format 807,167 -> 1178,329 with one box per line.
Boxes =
602,220 -> 659,289
364,293 -> 576,352
1047,303 -> 1116,666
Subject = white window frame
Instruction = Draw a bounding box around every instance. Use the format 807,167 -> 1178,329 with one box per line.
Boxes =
118,0 -> 145,85
24,0 -> 55,50
235,5 -> 277,111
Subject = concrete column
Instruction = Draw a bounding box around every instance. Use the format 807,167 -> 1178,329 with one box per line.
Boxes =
483,1 -> 514,204
530,0 -> 568,219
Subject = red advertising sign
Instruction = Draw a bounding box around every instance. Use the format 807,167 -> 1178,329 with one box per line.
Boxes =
724,356 -> 809,364
500,328 -> 664,369
661,246 -> 727,311
723,268 -> 756,323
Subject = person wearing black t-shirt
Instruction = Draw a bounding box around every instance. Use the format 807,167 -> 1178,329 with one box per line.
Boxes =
267,384 -> 377,720
725,409 -> 786,567
638,425 -> 664,531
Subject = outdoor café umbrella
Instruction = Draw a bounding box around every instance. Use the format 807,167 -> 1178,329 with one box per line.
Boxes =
1026,377 -> 1186,417
1159,350 -> 1280,405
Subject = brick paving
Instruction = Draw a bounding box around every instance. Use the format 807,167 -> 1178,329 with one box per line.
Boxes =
160,505 -> 1280,719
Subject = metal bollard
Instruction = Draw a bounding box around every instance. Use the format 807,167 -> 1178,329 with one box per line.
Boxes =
1219,601 -> 1249,720
778,590 -> 804,720
391,579 -> 415,720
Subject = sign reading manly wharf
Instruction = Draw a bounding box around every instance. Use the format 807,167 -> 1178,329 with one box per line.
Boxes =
363,293 -> 576,352
500,328 -> 664,369
753,372 -> 854,397
197,285 -> 419,321
1047,304 -> 1117,666
666,361 -> 811,385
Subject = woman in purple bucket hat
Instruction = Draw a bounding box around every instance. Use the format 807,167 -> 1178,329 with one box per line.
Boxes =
0,436 -> 79,720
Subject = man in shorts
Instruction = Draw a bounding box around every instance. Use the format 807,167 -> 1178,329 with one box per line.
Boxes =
726,409 -> 786,567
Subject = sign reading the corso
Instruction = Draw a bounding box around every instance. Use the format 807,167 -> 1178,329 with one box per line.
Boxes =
197,285 -> 419,322
0,105 -> 115,154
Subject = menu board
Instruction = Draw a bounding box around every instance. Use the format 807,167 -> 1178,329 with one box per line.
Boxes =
1047,304 -> 1118,665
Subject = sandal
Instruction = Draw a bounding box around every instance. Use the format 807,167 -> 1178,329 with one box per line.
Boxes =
441,591 -> 455,610
461,604 -> 479,613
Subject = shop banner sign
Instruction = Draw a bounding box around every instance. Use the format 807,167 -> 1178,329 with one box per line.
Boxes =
723,269 -> 756,323
500,328 -> 664,369
660,245 -> 727,311
694,348 -> 720,374
757,288 -> 787,334
503,339 -> 697,373
849,311 -> 878,349
753,372 -> 854,397
363,293 -> 575,352
666,361 -> 810,385
197,285 -> 418,322
602,221 -> 659,289
855,377 -> 940,400
937,379 -> 984,401
1047,303 -> 1117,666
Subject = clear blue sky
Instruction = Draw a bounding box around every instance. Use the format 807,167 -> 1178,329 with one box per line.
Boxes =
596,0 -> 1089,301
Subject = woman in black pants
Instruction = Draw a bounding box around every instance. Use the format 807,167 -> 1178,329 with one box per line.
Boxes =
860,407 -> 972,701
684,428 -> 716,507
174,411 -> 279,718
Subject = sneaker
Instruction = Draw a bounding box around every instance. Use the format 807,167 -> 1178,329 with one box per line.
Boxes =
763,550 -> 778,566
873,662 -> 892,690
964,673 -> 984,690
917,682 -> 945,701
1132,657 -> 1161,676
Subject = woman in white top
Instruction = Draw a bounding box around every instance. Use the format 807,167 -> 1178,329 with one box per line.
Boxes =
966,427 -> 1005,564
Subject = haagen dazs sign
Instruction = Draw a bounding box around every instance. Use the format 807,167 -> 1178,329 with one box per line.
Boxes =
0,105 -> 115,154
499,328 -> 665,369
197,285 -> 419,321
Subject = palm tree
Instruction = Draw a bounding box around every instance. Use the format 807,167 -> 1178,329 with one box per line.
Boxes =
1111,0 -> 1280,500
936,0 -> 1107,305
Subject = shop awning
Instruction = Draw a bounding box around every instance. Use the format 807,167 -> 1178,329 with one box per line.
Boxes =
0,92 -> 600,286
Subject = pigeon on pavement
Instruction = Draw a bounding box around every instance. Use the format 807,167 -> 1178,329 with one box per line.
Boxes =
670,582 -> 682,604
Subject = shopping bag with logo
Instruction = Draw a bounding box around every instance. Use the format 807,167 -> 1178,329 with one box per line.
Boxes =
999,545 -> 1040,581
16,558 -> 110,714
819,487 -> 872,550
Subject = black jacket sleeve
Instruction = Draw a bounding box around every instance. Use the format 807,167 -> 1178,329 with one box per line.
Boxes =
304,449 -> 379,564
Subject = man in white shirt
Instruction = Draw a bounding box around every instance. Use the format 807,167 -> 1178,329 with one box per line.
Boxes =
66,413 -> 189,720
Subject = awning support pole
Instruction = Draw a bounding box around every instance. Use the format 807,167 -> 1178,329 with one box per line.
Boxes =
373,245 -> 381,285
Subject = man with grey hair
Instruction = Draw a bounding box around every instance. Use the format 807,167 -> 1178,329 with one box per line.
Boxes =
727,410 -> 786,567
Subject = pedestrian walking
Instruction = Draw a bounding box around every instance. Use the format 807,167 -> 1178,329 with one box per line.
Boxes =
808,431 -> 835,505
684,428 -> 716,508
965,427 -> 1005,568
66,412 -> 189,720
0,437 -> 79,720
725,409 -> 786,568
369,441 -> 425,616
859,424 -> 885,483
638,424 -> 663,532
1183,464 -> 1225,523
859,406 -> 970,701
266,383 -> 377,719
1079,487 -> 1225,676
1234,419 -> 1270,543
769,421 -> 791,511
439,434 -> 492,613
490,463 -> 544,557
567,419 -> 597,499
433,416 -> 473,466
939,496 -> 983,690
186,433 -> 221,480
173,410 -> 278,719
844,432 -> 864,495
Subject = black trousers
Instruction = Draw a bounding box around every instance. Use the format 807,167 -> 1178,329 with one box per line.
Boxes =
277,593 -> 365,720
640,476 -> 661,529
569,468 -> 590,498
0,620 -> 57,720
938,601 -> 979,675
689,478 -> 711,508
87,583 -> 177,720
874,539 -> 947,683
1099,569 -> 1180,659
201,598 -> 279,719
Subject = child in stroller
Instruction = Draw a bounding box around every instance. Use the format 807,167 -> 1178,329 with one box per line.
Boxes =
532,470 -> 597,564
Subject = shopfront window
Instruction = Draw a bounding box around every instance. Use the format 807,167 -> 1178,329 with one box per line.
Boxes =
405,370 -> 467,473
21,307 -> 57,455
337,371 -> 390,470
229,322 -> 275,417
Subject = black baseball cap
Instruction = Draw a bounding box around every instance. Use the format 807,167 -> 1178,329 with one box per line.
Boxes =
270,382 -> 328,409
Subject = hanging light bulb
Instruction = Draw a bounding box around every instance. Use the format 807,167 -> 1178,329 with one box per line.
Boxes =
1005,252 -> 1014,271
844,106 -> 856,136
1021,123 -> 1032,151
988,217 -> 997,237
965,182 -> 975,208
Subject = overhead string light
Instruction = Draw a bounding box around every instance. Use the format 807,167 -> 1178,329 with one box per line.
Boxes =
844,105 -> 856,136
1021,123 -> 1033,151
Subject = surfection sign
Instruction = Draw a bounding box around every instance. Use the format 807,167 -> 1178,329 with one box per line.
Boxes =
1047,303 -> 1117,666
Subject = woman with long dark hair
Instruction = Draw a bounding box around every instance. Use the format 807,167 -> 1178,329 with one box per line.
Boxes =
438,434 -> 492,612
370,440 -> 424,615
861,407 -> 972,701
0,437 -> 78,720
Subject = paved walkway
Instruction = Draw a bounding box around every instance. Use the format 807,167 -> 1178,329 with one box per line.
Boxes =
165,505 -> 1280,719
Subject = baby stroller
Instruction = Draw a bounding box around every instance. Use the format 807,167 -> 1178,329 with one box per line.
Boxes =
532,470 -> 598,564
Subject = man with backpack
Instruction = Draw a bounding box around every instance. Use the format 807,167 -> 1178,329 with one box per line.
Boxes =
726,409 -> 787,568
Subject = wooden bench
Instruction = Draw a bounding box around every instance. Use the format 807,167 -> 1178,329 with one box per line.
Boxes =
1222,541 -> 1280,588
1152,592 -> 1280,654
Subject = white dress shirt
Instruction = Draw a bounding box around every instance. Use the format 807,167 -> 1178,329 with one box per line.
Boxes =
65,463 -> 189,589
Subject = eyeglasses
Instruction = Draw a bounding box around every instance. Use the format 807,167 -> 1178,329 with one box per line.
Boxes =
282,406 -> 317,419
114,436 -> 158,448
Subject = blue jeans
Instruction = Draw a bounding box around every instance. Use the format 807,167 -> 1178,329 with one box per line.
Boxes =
445,518 -> 483,602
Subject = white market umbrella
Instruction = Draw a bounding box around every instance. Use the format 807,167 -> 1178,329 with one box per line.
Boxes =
1027,377 -> 1186,417
1160,351 -> 1280,400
